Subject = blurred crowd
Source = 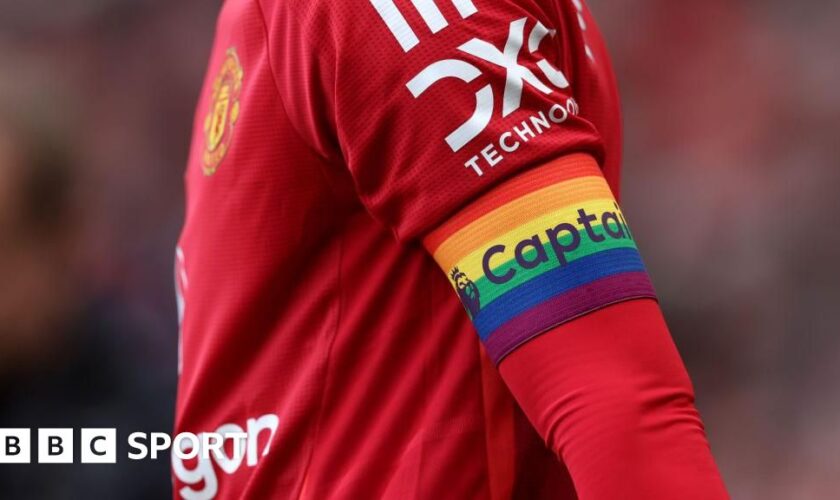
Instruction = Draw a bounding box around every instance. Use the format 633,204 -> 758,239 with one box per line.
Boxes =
0,0 -> 838,498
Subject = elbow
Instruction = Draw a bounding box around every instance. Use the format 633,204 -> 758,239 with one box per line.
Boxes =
544,367 -> 703,460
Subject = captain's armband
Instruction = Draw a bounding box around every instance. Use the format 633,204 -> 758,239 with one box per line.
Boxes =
424,154 -> 657,364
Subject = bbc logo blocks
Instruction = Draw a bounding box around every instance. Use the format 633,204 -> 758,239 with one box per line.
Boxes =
80,429 -> 116,463
0,429 -> 30,463
38,429 -> 73,464
0,429 -> 117,464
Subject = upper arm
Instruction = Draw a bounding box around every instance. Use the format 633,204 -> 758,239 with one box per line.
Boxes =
275,0 -> 603,238
274,0 -> 652,360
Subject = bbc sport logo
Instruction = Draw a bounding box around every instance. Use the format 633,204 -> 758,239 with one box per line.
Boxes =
0,428 -> 248,464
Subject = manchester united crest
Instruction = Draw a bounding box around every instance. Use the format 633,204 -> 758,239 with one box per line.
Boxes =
202,47 -> 243,175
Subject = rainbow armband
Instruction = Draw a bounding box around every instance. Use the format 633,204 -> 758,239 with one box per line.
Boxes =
425,154 -> 657,364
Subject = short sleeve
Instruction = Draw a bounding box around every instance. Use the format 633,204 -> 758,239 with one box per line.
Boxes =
273,0 -> 604,240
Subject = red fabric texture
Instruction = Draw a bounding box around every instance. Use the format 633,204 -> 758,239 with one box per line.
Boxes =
500,299 -> 730,499
270,0 -> 621,240
173,0 -> 727,497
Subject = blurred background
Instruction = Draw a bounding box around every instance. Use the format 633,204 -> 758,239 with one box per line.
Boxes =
0,0 -> 837,498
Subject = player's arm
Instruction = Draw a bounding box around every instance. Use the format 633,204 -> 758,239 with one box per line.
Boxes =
423,153 -> 728,499
275,2 -> 729,496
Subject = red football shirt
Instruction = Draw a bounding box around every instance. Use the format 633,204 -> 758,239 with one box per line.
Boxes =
174,1 -> 622,498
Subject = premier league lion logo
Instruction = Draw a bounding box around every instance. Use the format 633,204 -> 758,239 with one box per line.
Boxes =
450,267 -> 481,319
